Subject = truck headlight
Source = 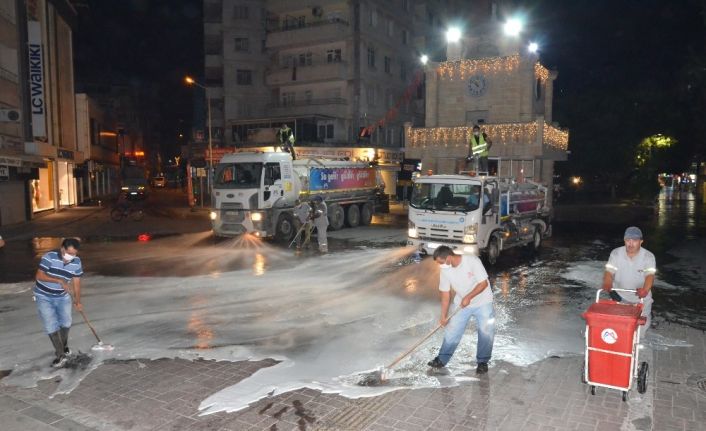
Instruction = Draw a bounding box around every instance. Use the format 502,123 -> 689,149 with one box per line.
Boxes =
463,223 -> 478,244
408,220 -> 418,238
251,212 -> 263,222
121,186 -> 128,191
209,211 -> 217,221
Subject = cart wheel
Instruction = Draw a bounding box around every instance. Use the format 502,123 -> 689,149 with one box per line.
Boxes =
622,391 -> 628,402
590,385 -> 595,395
637,362 -> 649,394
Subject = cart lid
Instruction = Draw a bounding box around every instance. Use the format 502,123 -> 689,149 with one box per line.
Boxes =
583,302 -> 643,320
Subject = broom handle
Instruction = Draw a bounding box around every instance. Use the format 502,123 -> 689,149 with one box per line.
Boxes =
78,309 -> 102,343
386,307 -> 461,370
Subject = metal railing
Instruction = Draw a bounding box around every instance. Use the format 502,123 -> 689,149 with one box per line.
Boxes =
268,17 -> 349,33
266,97 -> 348,109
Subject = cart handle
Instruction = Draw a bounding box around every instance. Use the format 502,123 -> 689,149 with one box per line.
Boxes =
595,288 -> 644,304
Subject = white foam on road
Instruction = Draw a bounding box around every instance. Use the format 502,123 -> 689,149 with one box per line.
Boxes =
2,242 -> 682,414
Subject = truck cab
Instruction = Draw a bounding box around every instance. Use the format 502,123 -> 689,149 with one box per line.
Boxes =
211,152 -> 300,238
407,174 -> 551,264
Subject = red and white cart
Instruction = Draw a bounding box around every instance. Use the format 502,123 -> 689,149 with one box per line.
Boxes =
581,288 -> 649,401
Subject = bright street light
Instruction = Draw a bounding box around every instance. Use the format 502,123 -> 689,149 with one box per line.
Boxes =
420,54 -> 429,65
184,75 -> 213,207
503,18 -> 523,37
528,42 -> 539,53
446,27 -> 462,43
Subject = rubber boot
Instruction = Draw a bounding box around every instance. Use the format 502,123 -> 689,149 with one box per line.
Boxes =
60,326 -> 70,355
48,331 -> 67,368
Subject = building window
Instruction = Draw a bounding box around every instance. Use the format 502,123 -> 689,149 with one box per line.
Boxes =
326,124 -> 334,139
403,0 -> 410,12
367,46 -> 376,68
261,39 -> 266,53
236,69 -> 252,85
298,52 -> 312,66
387,19 -> 394,37
284,15 -> 306,30
366,86 -> 375,106
234,38 -> 249,52
233,5 -> 249,19
304,90 -> 313,103
205,34 -> 222,55
282,92 -> 295,106
326,49 -> 342,63
402,29 -> 408,45
384,56 -> 391,74
204,2 -> 221,23
369,8 -> 377,27
400,61 -> 407,81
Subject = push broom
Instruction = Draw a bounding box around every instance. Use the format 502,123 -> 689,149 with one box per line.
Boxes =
77,308 -> 114,351
358,307 -> 461,386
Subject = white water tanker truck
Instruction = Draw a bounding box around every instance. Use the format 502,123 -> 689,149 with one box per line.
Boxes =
210,151 -> 387,241
407,173 -> 552,264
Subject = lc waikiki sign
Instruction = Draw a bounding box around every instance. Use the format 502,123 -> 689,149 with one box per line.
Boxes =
27,21 -> 46,139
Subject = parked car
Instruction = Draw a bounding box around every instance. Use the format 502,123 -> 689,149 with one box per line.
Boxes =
152,176 -> 166,188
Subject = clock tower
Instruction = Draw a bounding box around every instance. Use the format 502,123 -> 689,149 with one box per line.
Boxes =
404,1 -> 568,196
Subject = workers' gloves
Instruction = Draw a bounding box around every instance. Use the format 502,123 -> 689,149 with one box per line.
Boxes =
608,290 -> 623,302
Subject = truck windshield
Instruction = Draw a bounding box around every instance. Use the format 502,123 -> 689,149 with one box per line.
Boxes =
410,183 -> 482,212
214,163 -> 263,188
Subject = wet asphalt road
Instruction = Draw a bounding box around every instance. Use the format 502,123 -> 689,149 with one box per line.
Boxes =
1,189 -> 704,330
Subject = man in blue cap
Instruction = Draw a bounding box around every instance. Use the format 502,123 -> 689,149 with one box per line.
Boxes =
602,226 -> 656,337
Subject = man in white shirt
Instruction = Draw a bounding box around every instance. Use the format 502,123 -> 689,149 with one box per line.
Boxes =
602,226 -> 656,337
427,246 -> 495,374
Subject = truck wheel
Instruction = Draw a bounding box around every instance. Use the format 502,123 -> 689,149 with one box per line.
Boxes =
486,236 -> 500,265
360,203 -> 373,226
346,205 -> 361,227
328,204 -> 345,230
275,213 -> 295,242
528,227 -> 542,251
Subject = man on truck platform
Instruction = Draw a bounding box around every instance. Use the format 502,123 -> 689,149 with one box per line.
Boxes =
467,125 -> 493,174
277,124 -> 296,160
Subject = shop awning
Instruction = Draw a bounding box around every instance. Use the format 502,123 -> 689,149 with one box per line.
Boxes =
0,153 -> 47,168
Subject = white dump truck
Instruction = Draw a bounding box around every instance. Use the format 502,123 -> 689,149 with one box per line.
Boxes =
210,151 -> 387,240
407,173 -> 552,264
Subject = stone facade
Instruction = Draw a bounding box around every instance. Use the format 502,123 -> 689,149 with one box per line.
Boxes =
406,49 -> 568,189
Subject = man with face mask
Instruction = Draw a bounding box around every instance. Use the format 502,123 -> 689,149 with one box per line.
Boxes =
427,246 -> 495,374
34,238 -> 84,367
602,226 -> 656,338
467,125 -> 493,174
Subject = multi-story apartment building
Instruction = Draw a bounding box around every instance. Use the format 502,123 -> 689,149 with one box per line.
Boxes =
201,0 -> 438,152
0,0 -> 81,225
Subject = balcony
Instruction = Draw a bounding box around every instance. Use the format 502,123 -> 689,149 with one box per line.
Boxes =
265,97 -> 349,118
266,61 -> 348,86
266,19 -> 350,49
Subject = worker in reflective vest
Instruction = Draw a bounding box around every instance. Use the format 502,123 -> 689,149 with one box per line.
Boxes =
277,124 -> 296,160
467,125 -> 492,174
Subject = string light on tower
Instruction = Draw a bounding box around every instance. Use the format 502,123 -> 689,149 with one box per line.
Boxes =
407,123 -> 568,151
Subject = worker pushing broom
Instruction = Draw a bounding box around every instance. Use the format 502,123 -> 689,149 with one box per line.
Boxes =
359,245 -> 496,385
33,238 -> 113,369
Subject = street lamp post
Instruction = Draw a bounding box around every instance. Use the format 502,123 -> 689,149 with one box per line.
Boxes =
185,76 -> 213,207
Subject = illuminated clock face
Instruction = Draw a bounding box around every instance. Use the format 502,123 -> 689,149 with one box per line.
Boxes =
468,74 -> 487,96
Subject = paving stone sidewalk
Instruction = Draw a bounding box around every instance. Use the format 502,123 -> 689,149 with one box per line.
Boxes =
1,323 -> 704,431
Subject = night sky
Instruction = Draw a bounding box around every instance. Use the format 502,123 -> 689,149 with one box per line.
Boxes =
73,0 -> 203,159
72,0 -> 706,175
